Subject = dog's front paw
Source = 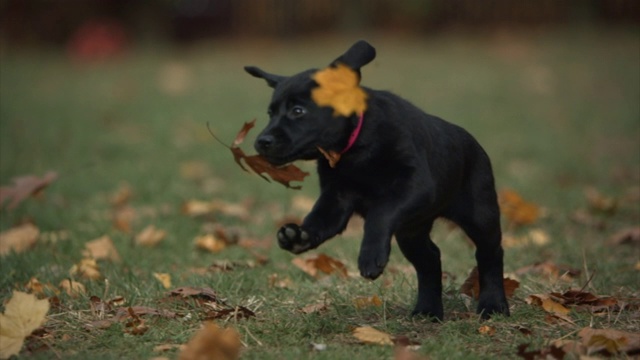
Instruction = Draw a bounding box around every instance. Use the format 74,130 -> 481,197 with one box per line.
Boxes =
277,224 -> 313,254
358,249 -> 389,280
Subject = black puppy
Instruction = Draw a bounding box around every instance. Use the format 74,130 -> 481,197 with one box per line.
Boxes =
245,40 -> 509,320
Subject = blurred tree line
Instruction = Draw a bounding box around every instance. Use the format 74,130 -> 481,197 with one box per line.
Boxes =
1,0 -> 638,46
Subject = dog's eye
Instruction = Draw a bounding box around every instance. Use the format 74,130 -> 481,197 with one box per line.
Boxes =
288,105 -> 307,118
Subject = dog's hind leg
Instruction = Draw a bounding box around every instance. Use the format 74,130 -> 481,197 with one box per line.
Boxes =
444,181 -> 510,319
396,221 -> 444,321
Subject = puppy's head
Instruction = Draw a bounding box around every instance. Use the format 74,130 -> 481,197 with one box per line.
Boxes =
245,40 -> 376,166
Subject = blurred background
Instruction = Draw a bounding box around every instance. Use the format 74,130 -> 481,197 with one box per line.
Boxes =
0,0 -> 638,211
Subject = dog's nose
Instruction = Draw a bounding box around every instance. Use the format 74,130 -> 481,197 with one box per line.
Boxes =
255,135 -> 275,152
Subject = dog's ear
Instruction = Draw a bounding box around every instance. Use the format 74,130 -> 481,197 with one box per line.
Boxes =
244,66 -> 286,88
330,40 -> 376,74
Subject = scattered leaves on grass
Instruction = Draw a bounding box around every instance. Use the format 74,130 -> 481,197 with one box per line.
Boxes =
209,119 -> 310,189
352,326 -> 394,346
0,224 -> 39,256
607,226 -> 640,246
58,279 -> 86,297
0,291 -> 50,359
291,253 -> 348,278
135,225 -> 167,247
311,63 -> 368,117
153,273 -> 172,289
69,258 -> 102,280
579,327 -> 640,356
499,189 -> 540,226
0,171 -> 58,210
460,267 -> 519,300
82,235 -> 121,262
178,322 -> 241,360
353,295 -> 383,309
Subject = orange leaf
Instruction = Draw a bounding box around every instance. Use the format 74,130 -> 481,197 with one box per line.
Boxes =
311,63 -> 368,117
353,295 -> 383,309
292,253 -> 347,278
499,189 -> 540,226
178,322 -> 241,360
579,327 -> 640,355
317,147 -> 341,168
460,267 -> 519,299
83,235 -> 121,262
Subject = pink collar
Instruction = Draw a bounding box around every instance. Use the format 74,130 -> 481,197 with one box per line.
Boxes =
340,112 -> 364,154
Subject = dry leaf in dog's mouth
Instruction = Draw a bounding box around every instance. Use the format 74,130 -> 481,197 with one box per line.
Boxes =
311,63 -> 367,117
210,120 -> 309,190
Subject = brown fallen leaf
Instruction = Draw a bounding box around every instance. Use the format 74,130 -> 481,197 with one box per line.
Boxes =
0,171 -> 58,210
214,119 -> 309,189
499,189 -> 540,226
123,307 -> 149,335
292,253 -> 348,278
0,291 -> 50,359
205,306 -> 255,321
394,346 -> 428,360
0,223 -> 39,256
83,235 -> 121,262
460,267 -> 519,299
607,227 -> 640,246
268,273 -> 293,289
178,322 -> 241,360
526,294 -> 573,323
300,302 -> 329,315
112,205 -> 137,233
352,326 -> 394,346
579,327 -> 640,356
167,287 -> 223,306
109,182 -> 133,207
135,225 -> 167,247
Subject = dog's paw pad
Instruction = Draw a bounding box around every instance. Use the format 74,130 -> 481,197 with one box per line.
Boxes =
277,224 -> 313,254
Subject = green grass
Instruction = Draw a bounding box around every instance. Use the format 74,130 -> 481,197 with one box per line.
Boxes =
1,27 -> 639,359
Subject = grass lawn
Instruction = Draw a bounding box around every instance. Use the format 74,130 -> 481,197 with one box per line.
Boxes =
1,27 -> 639,359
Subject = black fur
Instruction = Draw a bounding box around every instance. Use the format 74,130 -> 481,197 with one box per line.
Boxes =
244,40 -> 509,320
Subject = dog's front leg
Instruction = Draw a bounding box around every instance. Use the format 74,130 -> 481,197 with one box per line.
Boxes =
278,188 -> 354,254
358,205 -> 398,279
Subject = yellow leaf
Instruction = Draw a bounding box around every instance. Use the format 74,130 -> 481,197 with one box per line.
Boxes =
0,224 -> 39,256
153,273 -> 172,289
178,322 -> 241,360
353,295 -> 383,309
136,225 -> 167,247
59,279 -> 86,297
478,325 -> 496,336
83,235 -> 121,262
0,291 -> 50,359
311,63 -> 367,117
352,326 -> 394,346
69,258 -> 102,280
25,277 -> 58,296
499,189 -> 540,226
194,234 -> 227,253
